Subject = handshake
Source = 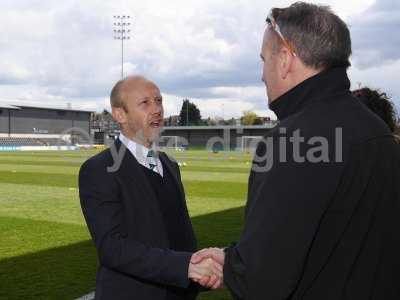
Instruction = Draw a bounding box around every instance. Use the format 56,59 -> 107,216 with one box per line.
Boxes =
188,247 -> 225,290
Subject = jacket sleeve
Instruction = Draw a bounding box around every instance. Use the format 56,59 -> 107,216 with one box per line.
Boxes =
223,136 -> 346,300
78,158 -> 192,288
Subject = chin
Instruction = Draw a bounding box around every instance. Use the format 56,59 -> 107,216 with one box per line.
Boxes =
147,130 -> 162,144
267,88 -> 279,104
266,92 -> 273,104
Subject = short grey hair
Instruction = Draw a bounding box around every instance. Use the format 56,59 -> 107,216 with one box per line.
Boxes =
110,79 -> 127,111
268,2 -> 352,70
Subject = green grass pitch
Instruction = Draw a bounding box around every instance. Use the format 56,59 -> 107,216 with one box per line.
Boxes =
0,149 -> 253,300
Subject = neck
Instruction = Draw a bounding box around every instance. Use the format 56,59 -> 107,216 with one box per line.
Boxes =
121,130 -> 152,149
271,67 -> 322,104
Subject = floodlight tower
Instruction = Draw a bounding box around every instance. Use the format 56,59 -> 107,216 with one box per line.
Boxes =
113,15 -> 131,79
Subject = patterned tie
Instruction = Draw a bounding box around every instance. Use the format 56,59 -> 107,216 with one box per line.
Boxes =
147,150 -> 158,171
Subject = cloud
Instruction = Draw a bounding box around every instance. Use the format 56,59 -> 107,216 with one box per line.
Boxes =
349,0 -> 400,68
0,0 -> 398,118
349,58 -> 400,110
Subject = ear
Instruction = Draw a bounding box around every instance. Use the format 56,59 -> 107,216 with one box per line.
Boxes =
278,47 -> 294,80
112,107 -> 127,125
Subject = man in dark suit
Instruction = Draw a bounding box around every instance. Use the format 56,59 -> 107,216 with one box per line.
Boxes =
192,2 -> 400,299
79,76 -> 222,300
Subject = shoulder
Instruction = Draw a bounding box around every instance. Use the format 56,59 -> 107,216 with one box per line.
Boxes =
159,151 -> 180,173
160,151 -> 177,164
82,147 -> 112,168
79,146 -> 116,179
286,94 -> 390,142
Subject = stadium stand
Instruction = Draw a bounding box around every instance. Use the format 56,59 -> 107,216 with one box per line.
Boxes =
0,137 -> 69,147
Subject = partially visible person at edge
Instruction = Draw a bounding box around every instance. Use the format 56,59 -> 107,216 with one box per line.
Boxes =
353,87 -> 400,142
190,2 -> 400,300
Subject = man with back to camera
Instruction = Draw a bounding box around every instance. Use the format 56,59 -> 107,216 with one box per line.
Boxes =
79,76 -> 223,300
192,2 -> 400,299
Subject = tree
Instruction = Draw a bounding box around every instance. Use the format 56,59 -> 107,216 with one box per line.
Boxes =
179,99 -> 202,126
241,110 -> 263,125
225,117 -> 238,126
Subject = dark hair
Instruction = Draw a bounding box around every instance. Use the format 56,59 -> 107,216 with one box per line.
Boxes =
352,87 -> 398,133
268,2 -> 352,70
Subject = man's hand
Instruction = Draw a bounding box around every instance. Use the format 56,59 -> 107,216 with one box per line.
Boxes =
188,256 -> 222,283
191,248 -> 225,265
190,248 -> 226,290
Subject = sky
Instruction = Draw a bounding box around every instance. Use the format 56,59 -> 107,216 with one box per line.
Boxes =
0,0 -> 399,120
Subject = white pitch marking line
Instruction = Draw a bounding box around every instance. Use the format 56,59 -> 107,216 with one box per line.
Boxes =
75,291 -> 95,300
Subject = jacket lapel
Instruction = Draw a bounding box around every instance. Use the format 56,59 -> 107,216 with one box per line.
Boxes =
113,139 -> 164,222
112,140 -> 195,250
159,152 -> 185,202
159,152 -> 197,250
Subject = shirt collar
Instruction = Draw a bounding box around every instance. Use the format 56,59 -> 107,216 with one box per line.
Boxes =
119,133 -> 155,164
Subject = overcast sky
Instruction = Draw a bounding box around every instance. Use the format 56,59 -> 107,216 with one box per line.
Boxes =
0,0 -> 398,119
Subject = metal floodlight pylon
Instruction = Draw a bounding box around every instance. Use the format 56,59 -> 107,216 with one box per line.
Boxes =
113,15 -> 132,79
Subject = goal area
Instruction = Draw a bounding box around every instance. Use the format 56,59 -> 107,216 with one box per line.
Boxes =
158,135 -> 186,151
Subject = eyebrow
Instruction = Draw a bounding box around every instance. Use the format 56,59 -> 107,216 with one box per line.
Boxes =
138,96 -> 162,102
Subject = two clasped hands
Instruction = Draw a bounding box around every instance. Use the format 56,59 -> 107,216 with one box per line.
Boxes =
188,247 -> 225,290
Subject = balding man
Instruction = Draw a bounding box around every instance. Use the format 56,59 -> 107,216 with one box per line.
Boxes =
79,76 -> 222,300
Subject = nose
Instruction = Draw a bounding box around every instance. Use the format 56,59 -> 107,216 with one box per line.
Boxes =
151,99 -> 162,115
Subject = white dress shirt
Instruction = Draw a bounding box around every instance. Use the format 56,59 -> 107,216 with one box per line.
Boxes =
119,133 -> 164,177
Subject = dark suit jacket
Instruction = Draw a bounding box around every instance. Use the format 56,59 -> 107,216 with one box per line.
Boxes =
79,139 -> 198,300
224,67 -> 400,299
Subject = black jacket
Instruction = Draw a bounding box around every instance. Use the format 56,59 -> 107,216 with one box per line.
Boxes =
79,139 -> 198,300
224,67 -> 400,299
